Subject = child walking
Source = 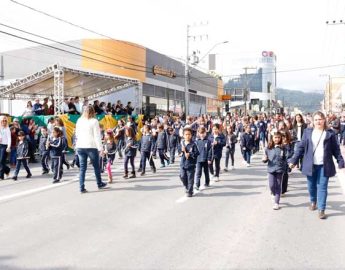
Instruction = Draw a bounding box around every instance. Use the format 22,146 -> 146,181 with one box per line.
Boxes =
195,127 -> 212,189
156,124 -> 170,168
139,125 -> 156,176
240,125 -> 255,167
104,130 -> 117,183
47,127 -> 64,184
39,126 -> 50,174
12,131 -> 31,181
123,127 -> 137,179
262,131 -> 290,210
208,123 -> 226,182
224,126 -> 237,171
179,127 -> 199,197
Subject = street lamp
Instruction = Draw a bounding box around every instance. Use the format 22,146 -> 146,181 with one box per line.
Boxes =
185,33 -> 229,116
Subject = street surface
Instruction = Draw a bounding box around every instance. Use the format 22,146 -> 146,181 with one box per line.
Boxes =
0,147 -> 344,270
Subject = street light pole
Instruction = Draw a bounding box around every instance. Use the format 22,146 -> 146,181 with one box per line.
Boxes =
185,25 -> 190,117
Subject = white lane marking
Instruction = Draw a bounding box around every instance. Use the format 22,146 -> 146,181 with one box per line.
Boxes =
175,181 -> 215,203
0,177 -> 80,202
0,165 -> 127,202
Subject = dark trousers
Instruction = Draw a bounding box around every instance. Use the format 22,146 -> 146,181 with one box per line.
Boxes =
268,172 -> 283,204
72,154 -> 80,168
14,159 -> 31,176
117,139 -> 124,158
0,144 -> 10,179
62,153 -> 69,169
243,150 -> 251,164
140,151 -> 155,172
51,156 -> 63,181
282,171 -> 289,194
209,157 -> 221,177
180,167 -> 195,195
225,147 -> 235,167
195,161 -> 210,187
41,151 -> 50,172
124,155 -> 135,173
158,149 -> 169,165
170,147 -> 176,163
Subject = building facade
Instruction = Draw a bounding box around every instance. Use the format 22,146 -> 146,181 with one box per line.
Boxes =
0,39 -> 223,116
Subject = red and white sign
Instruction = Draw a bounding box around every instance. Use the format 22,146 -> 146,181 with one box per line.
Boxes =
262,51 -> 274,57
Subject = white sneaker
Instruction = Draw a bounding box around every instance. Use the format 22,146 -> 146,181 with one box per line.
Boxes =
224,167 -> 228,172
211,175 -> 217,180
273,203 -> 280,210
215,177 -> 220,182
246,163 -> 251,167
242,160 -> 247,165
230,166 -> 234,170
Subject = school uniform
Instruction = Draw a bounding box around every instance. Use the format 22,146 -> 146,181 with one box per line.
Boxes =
156,131 -> 170,167
124,137 -> 137,176
39,134 -> 50,173
225,133 -> 237,168
195,137 -> 212,188
179,140 -> 199,196
208,133 -> 226,178
139,134 -> 156,173
240,132 -> 255,164
263,145 -> 291,204
13,139 -> 31,179
168,132 -> 178,164
282,143 -> 294,194
49,137 -> 64,183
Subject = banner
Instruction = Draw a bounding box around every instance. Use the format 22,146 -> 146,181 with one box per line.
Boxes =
10,114 -> 143,149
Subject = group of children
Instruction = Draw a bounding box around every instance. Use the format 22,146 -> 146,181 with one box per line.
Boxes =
12,123 -> 68,184
9,113 -> 297,207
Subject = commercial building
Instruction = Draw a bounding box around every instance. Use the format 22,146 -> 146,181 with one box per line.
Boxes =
0,39 -> 223,116
224,51 -> 277,113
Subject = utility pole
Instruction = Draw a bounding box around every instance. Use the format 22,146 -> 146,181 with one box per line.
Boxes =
243,67 -> 256,116
184,22 -> 208,117
185,25 -> 190,117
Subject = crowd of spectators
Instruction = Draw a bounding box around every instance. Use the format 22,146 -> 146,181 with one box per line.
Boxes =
22,97 -> 135,116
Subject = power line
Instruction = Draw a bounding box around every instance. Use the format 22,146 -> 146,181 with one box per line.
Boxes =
9,0 -> 146,52
0,23 -> 153,71
0,29 -> 166,76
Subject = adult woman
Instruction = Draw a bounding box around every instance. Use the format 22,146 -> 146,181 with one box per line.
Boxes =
289,111 -> 344,219
75,105 -> 107,193
22,101 -> 34,117
0,116 -> 11,180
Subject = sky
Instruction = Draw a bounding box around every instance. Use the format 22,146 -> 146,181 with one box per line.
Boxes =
1,0 -> 345,92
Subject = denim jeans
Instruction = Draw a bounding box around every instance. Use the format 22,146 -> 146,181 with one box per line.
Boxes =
0,144 -> 10,178
307,165 -> 329,211
10,148 -> 17,165
77,148 -> 103,191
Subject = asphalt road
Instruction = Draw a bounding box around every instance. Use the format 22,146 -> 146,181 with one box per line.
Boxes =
0,147 -> 344,270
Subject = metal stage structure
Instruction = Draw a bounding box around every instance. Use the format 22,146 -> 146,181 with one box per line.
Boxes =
0,64 -> 140,115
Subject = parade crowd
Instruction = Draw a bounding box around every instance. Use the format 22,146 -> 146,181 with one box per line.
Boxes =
1,105 -> 345,220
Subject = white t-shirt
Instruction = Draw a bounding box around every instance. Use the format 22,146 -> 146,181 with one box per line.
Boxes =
312,129 -> 326,165
75,117 -> 103,151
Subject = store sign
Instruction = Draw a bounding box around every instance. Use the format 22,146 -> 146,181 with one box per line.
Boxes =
262,51 -> 274,57
221,95 -> 232,101
152,65 -> 176,78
